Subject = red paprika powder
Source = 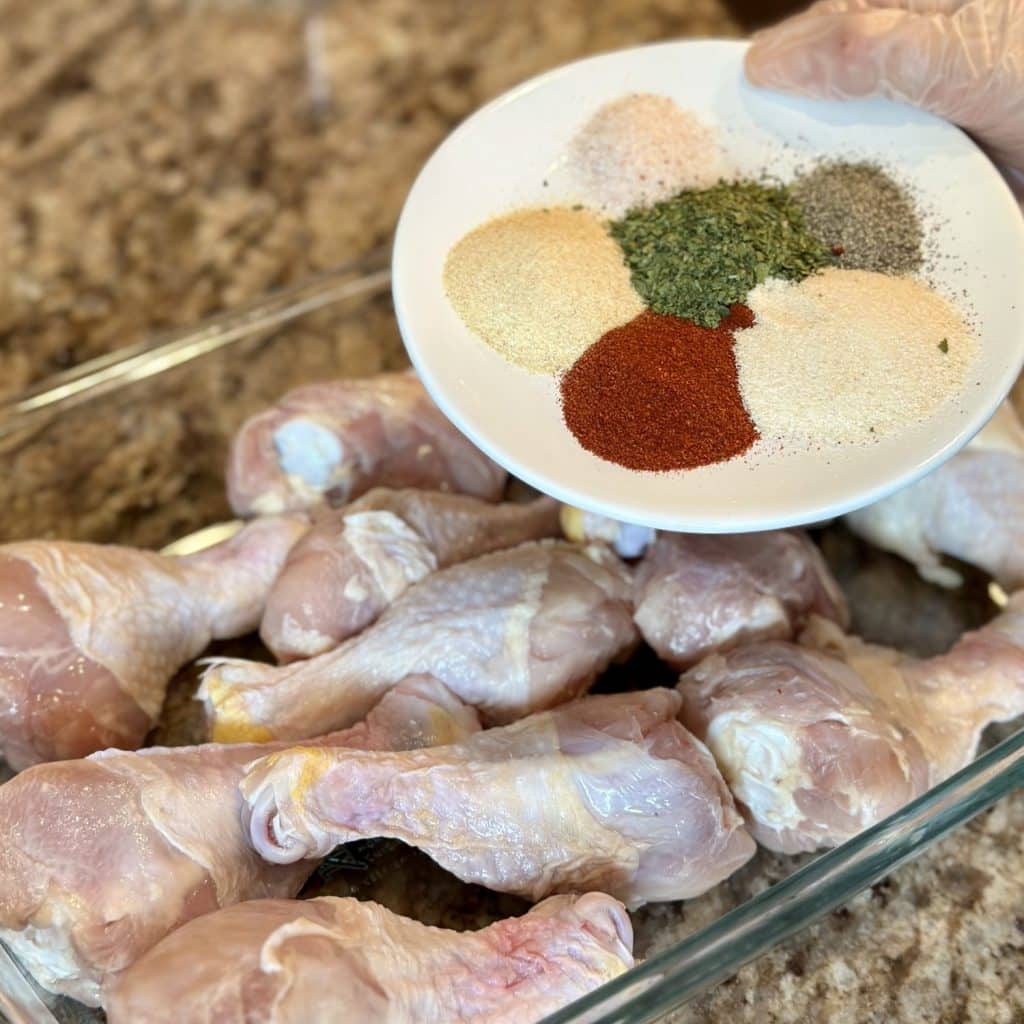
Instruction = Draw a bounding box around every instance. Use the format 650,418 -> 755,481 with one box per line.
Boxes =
560,305 -> 758,471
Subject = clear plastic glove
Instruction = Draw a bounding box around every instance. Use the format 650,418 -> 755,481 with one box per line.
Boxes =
745,0 -> 1024,179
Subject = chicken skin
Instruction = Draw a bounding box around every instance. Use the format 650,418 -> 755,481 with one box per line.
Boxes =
846,401 -> 1024,588
0,678 -> 477,1006
105,893 -> 634,1024
201,541 -> 637,742
242,690 -> 754,908
633,530 -> 848,669
227,374 -> 506,516
261,490 -> 560,662
0,516 -> 306,770
679,598 -> 1024,853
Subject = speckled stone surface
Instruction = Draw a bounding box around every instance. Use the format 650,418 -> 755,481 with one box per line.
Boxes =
1,2 -> 1022,1022
0,0 -> 739,397
645,796 -> 1024,1024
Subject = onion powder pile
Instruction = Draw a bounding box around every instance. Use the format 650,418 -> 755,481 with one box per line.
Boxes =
443,207 -> 644,374
568,93 -> 721,217
734,268 -> 977,444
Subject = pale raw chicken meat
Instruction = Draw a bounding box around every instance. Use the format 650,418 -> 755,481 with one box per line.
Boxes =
261,489 -> 560,661
105,892 -> 633,1024
0,517 -> 306,770
679,598 -> 1024,854
632,530 -> 848,669
242,689 -> 754,907
200,541 -> 637,742
846,402 -> 1024,588
227,373 -> 506,516
0,677 -> 477,1007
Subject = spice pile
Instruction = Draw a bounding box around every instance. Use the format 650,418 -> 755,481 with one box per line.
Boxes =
735,269 -> 974,444
791,161 -> 923,274
609,181 -> 830,326
442,92 -> 977,472
561,305 -> 757,470
444,207 -> 643,374
568,93 -> 722,217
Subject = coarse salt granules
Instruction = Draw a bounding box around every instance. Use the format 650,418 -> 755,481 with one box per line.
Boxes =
443,207 -> 644,374
734,268 -> 976,444
568,94 -> 721,218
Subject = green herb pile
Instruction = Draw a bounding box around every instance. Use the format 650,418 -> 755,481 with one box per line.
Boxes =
609,181 -> 831,326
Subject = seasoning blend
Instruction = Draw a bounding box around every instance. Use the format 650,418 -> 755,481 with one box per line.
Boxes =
734,268 -> 976,444
792,161 -> 923,274
442,92 -> 979,475
443,207 -> 644,374
610,181 -> 830,327
569,93 -> 721,217
560,306 -> 758,471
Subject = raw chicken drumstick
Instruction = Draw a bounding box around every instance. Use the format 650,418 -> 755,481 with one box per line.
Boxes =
201,541 -> 637,742
0,516 -> 306,770
242,689 -> 755,907
261,489 -> 560,662
632,530 -> 848,669
846,401 -> 1024,588
679,599 -> 1024,854
105,892 -> 633,1024
227,373 -> 506,516
0,678 -> 478,1006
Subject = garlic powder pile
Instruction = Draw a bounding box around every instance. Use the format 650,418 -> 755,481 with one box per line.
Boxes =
568,93 -> 721,217
734,268 -> 976,444
443,207 -> 644,374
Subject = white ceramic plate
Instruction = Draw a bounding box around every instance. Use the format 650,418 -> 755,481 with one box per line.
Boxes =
392,39 -> 1024,532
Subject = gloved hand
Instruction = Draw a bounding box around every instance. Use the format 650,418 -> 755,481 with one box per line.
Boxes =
745,0 -> 1024,179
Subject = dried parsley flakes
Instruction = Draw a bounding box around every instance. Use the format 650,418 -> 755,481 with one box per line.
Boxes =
609,181 -> 831,326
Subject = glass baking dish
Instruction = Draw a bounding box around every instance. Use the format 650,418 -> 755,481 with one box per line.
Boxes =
0,251 -> 1021,1024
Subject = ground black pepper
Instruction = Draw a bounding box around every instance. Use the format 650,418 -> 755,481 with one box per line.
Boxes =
560,306 -> 758,471
792,162 -> 922,274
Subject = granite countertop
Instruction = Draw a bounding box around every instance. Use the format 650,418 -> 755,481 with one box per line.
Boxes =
1,1 -> 1022,1021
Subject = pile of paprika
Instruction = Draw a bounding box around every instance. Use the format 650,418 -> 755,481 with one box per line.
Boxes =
559,305 -> 758,471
